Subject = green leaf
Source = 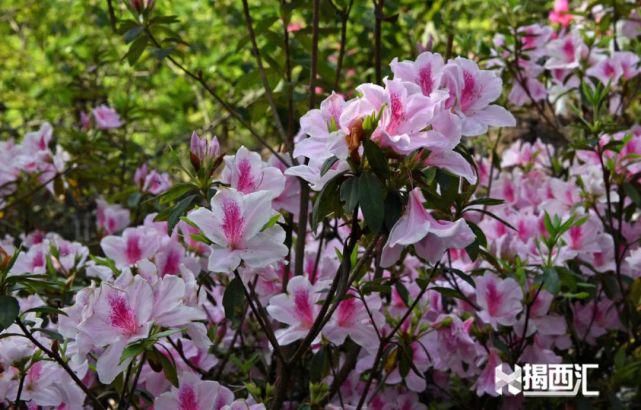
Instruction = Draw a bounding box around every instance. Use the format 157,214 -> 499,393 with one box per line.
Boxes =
123,25 -> 144,43
223,277 -> 247,326
33,328 -> 64,342
168,194 -> 197,233
125,35 -> 148,66
363,139 -> 388,178
120,342 -> 146,364
395,282 -> 410,305
383,191 -> 402,232
309,348 -> 328,383
320,156 -> 338,177
358,172 -> 385,233
158,349 -> 179,386
430,287 -> 466,300
0,296 -> 19,331
339,177 -> 359,212
311,173 -> 344,230
623,182 -> 641,207
159,183 -> 198,205
467,197 -> 504,207
23,306 -> 68,317
261,213 -> 281,231
537,267 -> 561,294
446,268 -> 475,287
398,344 -> 412,378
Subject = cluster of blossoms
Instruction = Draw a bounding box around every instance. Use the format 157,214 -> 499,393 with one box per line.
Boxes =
2,2 -> 641,408
490,4 -> 641,114
80,105 -> 123,131
287,50 -> 515,189
133,163 -> 172,196
0,123 -> 70,208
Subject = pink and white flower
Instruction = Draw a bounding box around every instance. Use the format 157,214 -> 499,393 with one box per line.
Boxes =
221,146 -> 285,198
92,105 -> 122,129
154,372 -> 234,410
441,57 -> 516,136
100,226 -> 160,268
267,276 -> 327,345
474,272 -> 523,329
188,189 -> 288,273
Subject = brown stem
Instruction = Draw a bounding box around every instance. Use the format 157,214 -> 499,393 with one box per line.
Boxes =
241,0 -> 288,142
373,0 -> 384,84
333,0 -> 354,91
106,0 -> 117,31
280,0 -> 296,151
355,263 -> 440,409
143,29 -> 288,166
124,353 -> 146,409
326,342 -> 361,402
16,319 -> 107,410
233,271 -> 285,364
168,338 -> 207,377
293,0 -> 321,278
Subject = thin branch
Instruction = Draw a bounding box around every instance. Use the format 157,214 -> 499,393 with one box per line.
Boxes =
106,0 -> 117,31
332,0 -> 354,91
308,0 -> 321,109
233,271 -> 285,364
168,338 -> 207,377
14,369 -> 26,405
372,0 -> 384,84
293,0 -> 321,277
280,0 -> 296,152
241,0 -> 288,142
117,359 -> 135,409
143,29 -> 288,166
124,353 -> 146,409
16,318 -> 107,410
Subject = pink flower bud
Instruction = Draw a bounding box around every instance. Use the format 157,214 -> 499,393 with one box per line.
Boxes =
189,131 -> 220,171
130,0 -> 154,14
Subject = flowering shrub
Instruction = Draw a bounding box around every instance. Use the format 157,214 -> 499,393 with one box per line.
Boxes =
2,1 -> 641,409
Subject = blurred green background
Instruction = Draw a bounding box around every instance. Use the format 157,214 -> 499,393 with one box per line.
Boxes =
0,0 -> 549,159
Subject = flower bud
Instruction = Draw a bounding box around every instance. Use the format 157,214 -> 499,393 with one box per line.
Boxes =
346,118 -> 363,164
0,247 -> 10,272
130,0 -> 155,15
189,131 -> 220,172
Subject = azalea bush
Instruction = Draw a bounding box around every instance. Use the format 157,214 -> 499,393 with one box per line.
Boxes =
2,0 -> 641,409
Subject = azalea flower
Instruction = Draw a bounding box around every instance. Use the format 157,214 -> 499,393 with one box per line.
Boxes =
154,372 -> 234,410
441,57 -> 516,136
381,188 -> 475,266
357,79 -> 445,154
96,198 -> 130,235
8,243 -> 47,276
142,170 -> 172,195
100,226 -> 160,268
221,146 -> 285,198
187,189 -> 288,273
391,51 -> 445,97
548,0 -> 573,27
544,31 -> 586,70
294,92 -> 349,162
322,293 -> 384,353
78,273 -> 154,383
474,272 -> 523,329
92,105 -> 122,129
586,51 -> 640,86
266,276 -> 327,345
422,314 -> 482,376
